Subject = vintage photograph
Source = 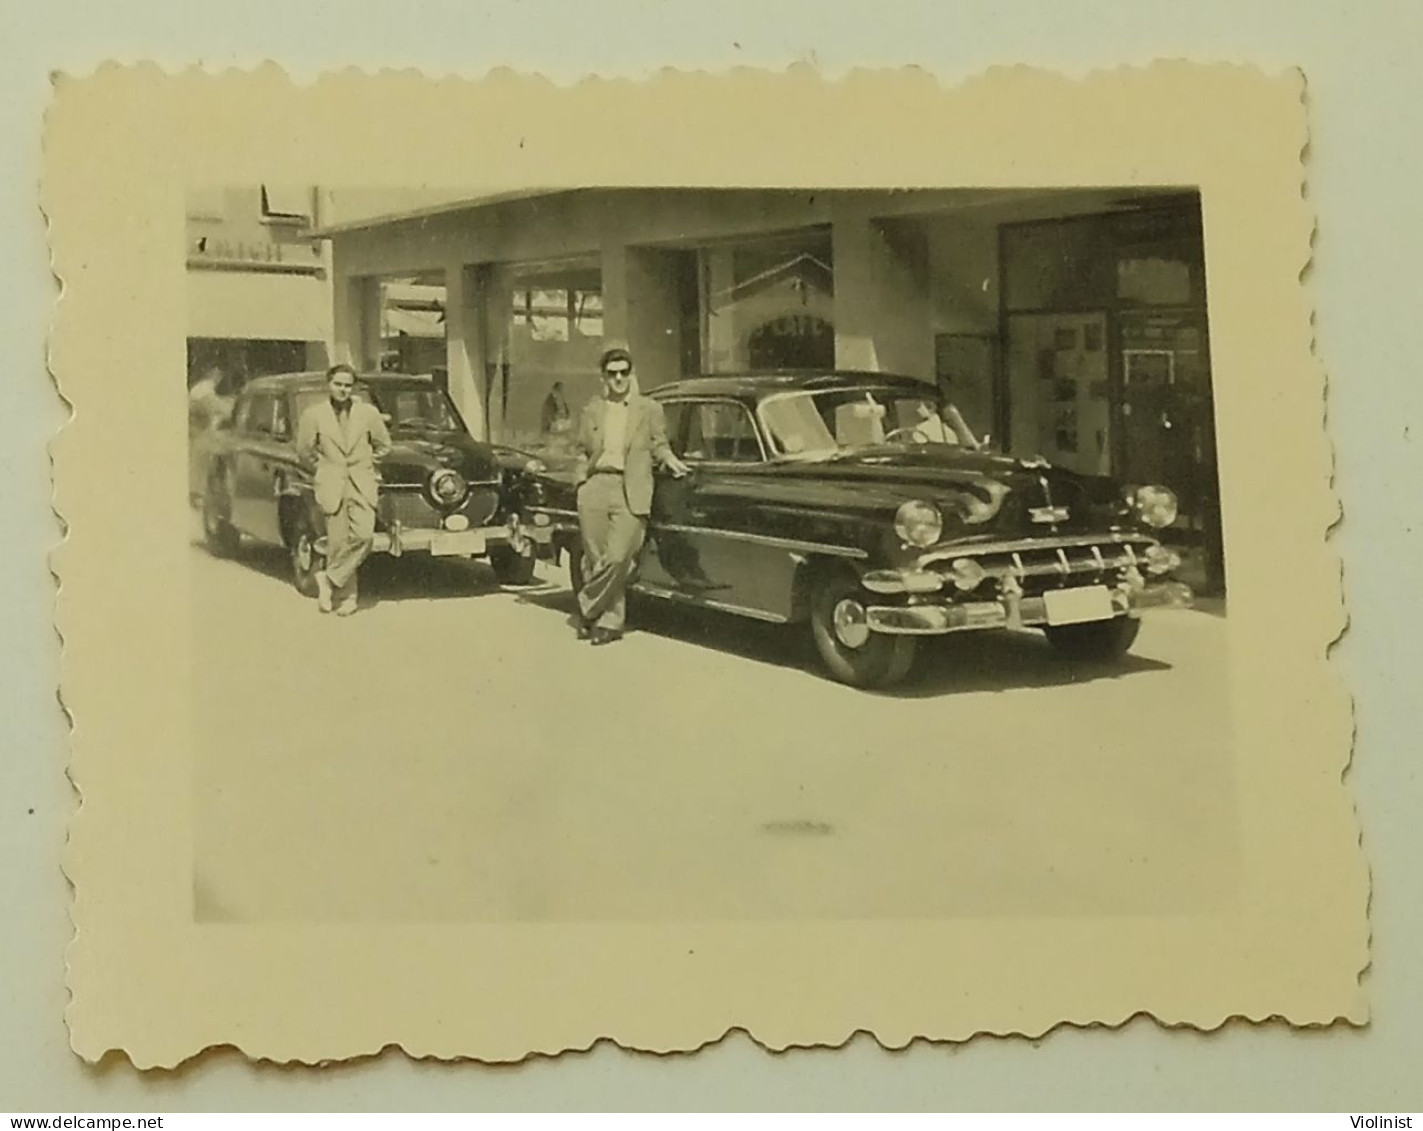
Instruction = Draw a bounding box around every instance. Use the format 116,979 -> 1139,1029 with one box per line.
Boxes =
186,185 -> 1235,923
49,66 -> 1362,1064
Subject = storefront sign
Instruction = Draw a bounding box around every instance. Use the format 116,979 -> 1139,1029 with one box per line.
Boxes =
188,235 -> 323,274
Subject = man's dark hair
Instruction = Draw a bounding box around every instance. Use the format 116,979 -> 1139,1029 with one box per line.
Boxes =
326,362 -> 358,382
599,346 -> 632,372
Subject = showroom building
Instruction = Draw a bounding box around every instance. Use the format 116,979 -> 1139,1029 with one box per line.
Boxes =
315,187 -> 1223,591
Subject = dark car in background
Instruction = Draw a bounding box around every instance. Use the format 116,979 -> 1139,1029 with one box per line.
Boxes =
198,371 -> 554,594
533,371 -> 1193,688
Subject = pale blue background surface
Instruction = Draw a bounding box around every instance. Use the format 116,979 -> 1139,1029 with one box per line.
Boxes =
2,0 -> 1420,1111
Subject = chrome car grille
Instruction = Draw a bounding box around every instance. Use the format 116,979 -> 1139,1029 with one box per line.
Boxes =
379,485 -> 502,530
919,533 -> 1157,595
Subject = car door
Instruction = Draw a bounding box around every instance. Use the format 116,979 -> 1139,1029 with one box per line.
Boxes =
644,398 -> 796,619
229,393 -> 284,544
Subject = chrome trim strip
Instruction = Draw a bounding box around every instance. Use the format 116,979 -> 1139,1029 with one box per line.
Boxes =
633,582 -> 789,624
655,523 -> 868,560
527,505 -> 579,518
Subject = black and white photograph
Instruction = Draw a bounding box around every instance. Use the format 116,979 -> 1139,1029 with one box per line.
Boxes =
185,185 -> 1235,923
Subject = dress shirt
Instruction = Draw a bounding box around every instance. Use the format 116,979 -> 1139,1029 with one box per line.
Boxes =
595,398 -> 630,471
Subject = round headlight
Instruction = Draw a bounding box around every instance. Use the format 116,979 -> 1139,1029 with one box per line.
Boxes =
429,467 -> 468,507
894,500 -> 943,548
949,557 -> 987,592
1133,485 -> 1178,529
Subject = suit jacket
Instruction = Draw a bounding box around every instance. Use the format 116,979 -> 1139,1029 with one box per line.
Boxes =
296,399 -> 393,515
574,394 -> 674,517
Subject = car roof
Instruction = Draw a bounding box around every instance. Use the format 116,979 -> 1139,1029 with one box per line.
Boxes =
648,370 -> 936,401
240,370 -> 439,395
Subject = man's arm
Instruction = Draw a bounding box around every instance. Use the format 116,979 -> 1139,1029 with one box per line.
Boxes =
649,401 -> 690,477
572,404 -> 593,481
296,407 -> 318,467
368,405 -> 392,461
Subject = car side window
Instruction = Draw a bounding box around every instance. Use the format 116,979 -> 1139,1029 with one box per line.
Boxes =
246,395 -> 275,437
231,396 -> 256,434
660,401 -> 689,456
272,397 -> 292,441
683,402 -> 763,463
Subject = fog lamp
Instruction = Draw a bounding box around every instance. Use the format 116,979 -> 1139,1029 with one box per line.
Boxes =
532,512 -> 551,527
950,557 -> 987,592
1133,485 -> 1179,529
443,514 -> 471,533
894,500 -> 943,548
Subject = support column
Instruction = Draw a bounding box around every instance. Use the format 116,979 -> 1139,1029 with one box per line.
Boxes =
624,247 -> 683,390
831,210 -> 934,381
331,270 -> 382,372
601,241 -> 684,389
704,248 -> 737,372
479,265 -> 515,443
443,262 -> 487,440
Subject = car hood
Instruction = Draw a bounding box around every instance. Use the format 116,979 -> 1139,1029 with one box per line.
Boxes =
765,445 -> 1132,535
380,428 -> 501,487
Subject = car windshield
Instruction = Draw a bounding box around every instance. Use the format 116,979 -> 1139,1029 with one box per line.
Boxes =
366,386 -> 464,432
759,388 -> 973,457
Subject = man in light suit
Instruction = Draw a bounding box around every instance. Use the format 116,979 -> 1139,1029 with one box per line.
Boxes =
573,344 -> 689,645
296,363 -> 392,616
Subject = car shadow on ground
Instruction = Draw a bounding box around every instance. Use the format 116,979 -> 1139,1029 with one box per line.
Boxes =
515,580 -> 1172,697
190,532 -> 559,605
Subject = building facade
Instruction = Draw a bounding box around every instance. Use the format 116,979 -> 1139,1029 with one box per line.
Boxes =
185,186 -> 333,391
317,188 -> 1223,591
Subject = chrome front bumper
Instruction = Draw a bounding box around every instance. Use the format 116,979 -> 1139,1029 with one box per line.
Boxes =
316,517 -> 556,559
865,580 -> 1194,636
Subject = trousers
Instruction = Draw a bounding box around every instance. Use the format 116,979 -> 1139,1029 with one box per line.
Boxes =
576,472 -> 647,632
324,491 -> 377,597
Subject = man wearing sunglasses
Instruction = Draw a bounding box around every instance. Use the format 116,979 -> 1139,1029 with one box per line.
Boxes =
572,344 -> 690,645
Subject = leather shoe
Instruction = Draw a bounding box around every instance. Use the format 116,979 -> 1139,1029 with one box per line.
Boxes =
590,627 -> 623,646
575,618 -> 593,640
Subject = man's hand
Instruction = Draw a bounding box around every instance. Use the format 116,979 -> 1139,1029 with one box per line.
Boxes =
664,454 -> 692,478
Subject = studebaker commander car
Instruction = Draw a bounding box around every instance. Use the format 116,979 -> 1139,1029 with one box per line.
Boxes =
534,371 -> 1193,688
199,371 -> 552,594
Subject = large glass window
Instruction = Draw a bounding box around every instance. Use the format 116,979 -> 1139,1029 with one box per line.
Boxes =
378,276 -> 447,376
702,229 -> 834,373
1002,216 -> 1114,313
494,260 -> 604,451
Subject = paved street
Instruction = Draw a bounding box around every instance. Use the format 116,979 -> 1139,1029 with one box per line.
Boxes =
190,527 -> 1239,924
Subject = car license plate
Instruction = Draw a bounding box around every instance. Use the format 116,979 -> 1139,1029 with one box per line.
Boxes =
1043,585 -> 1113,626
430,530 -> 486,557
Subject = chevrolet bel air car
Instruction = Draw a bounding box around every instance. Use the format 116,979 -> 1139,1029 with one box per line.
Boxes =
199,371 -> 552,594
534,371 -> 1193,688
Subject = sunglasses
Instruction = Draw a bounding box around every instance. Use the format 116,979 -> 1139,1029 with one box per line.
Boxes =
603,365 -> 632,377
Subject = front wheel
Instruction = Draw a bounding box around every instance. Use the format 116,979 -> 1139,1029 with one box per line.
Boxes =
290,510 -> 326,597
1043,615 -> 1141,661
808,573 -> 917,688
489,543 -> 538,585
